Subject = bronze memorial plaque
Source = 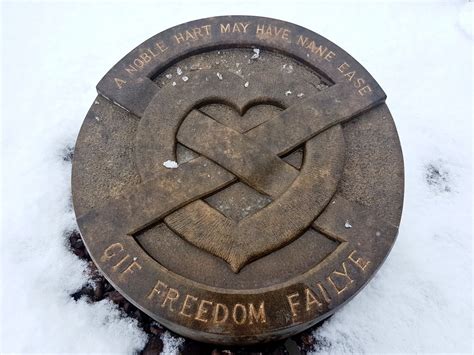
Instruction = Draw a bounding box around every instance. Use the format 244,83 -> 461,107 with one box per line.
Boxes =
72,16 -> 404,345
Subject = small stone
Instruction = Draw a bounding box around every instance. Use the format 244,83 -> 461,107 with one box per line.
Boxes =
297,331 -> 317,352
108,290 -> 125,303
93,282 -> 104,301
142,335 -> 163,355
344,221 -> 352,229
251,48 -> 260,59
285,90 -> 292,96
150,322 -> 163,335
282,64 -> 294,73
297,93 -> 305,98
177,67 -> 182,75
182,76 -> 189,82
163,160 -> 178,169
165,73 -> 172,79
70,285 -> 94,301
172,81 -> 176,86
244,81 -> 249,88
216,72 -> 223,80
72,238 -> 83,249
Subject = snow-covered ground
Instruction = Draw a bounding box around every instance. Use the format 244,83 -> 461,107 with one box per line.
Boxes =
1,1 -> 472,354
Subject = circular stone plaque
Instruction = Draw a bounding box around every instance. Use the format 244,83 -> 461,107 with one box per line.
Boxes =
72,16 -> 404,345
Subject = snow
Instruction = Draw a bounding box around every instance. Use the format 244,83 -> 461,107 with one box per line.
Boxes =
161,331 -> 185,354
163,160 -> 179,169
1,1 -> 472,354
251,48 -> 260,59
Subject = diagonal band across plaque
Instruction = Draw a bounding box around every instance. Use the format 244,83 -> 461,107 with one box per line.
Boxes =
77,79 -> 384,272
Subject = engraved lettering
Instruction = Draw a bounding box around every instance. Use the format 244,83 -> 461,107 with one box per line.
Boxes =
122,41 -> 168,76
344,70 -> 356,81
240,23 -> 250,33
336,61 -> 372,96
133,58 -> 145,69
286,286 -> 330,319
296,35 -> 308,47
324,50 -> 336,61
101,243 -> 124,262
338,62 -> 350,73
147,280 -> 167,300
139,52 -> 152,64
296,35 -> 334,60
305,288 -> 322,311
232,303 -> 247,325
125,65 -> 138,75
120,260 -> 142,278
155,41 -> 168,53
358,85 -> 372,96
195,299 -> 213,322
256,24 -> 291,41
192,27 -> 203,40
220,23 -> 231,33
287,292 -> 300,317
174,25 -> 212,44
317,282 -> 332,303
327,261 -> 354,295
111,254 -> 130,272
162,287 -> 180,311
179,294 -> 198,318
222,22 -> 250,34
114,78 -> 126,89
348,250 -> 371,271
147,279 -> 268,325
248,302 -> 266,324
354,77 -> 365,89
174,32 -> 185,44
213,303 -> 229,323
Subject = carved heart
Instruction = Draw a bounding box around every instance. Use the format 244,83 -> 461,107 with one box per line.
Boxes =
164,109 -> 344,272
134,71 -> 348,272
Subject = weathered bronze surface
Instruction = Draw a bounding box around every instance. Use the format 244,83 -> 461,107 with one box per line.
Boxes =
72,16 -> 404,345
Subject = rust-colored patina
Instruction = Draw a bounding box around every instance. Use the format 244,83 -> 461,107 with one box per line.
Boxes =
72,16 -> 404,345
